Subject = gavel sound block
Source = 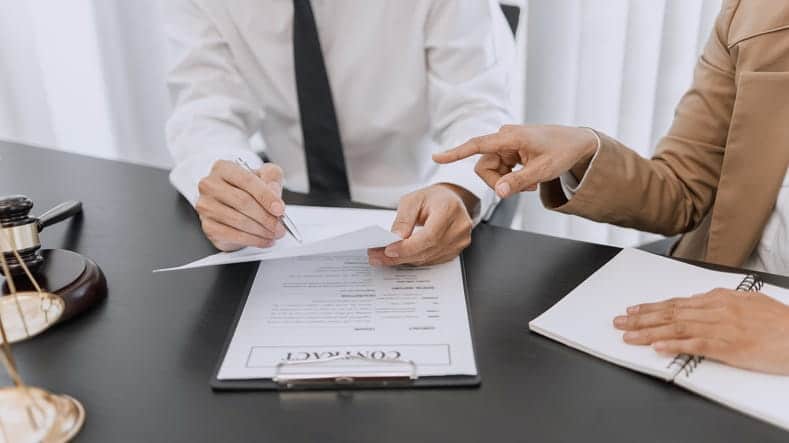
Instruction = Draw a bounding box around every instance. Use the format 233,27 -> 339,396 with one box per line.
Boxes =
0,195 -> 107,322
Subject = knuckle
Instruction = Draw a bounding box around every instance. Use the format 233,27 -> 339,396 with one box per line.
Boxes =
195,201 -> 211,216
238,172 -> 257,190
270,163 -> 284,176
673,322 -> 688,336
724,303 -> 741,318
261,163 -> 284,179
710,287 -> 728,297
202,221 -> 219,238
197,177 -> 212,195
399,191 -> 419,206
662,306 -> 676,322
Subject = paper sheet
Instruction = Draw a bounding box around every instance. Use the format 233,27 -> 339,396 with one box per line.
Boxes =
217,251 -> 477,380
156,206 -> 400,272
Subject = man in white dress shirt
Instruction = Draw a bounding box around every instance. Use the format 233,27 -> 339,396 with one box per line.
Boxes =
164,0 -> 513,266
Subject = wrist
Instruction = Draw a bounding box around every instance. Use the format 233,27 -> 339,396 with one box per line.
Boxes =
433,183 -> 479,216
570,128 -> 600,181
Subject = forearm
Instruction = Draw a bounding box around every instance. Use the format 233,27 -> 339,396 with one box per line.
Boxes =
542,131 -> 719,236
165,0 -> 264,205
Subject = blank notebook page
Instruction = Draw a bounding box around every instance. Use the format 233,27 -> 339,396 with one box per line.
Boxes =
675,284 -> 789,431
529,248 -> 744,380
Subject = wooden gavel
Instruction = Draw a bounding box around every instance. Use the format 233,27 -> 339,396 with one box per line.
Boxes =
0,194 -> 106,322
0,195 -> 82,275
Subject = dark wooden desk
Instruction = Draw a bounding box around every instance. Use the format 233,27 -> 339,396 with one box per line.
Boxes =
1,140 -> 787,442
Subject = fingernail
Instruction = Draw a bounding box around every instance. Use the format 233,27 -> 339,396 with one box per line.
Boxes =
270,201 -> 284,216
613,316 -> 626,327
496,182 -> 511,196
653,342 -> 666,351
623,331 -> 639,341
384,248 -> 399,258
392,230 -> 405,239
369,259 -> 382,267
627,305 -> 639,314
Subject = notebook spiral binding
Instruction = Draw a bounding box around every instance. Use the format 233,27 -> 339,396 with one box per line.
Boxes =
736,274 -> 764,292
666,274 -> 763,377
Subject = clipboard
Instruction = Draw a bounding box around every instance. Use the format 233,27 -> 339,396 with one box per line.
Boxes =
210,256 -> 481,391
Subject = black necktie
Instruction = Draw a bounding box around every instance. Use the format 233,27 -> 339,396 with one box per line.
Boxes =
292,0 -> 350,199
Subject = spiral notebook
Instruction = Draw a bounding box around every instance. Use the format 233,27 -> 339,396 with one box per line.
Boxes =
529,249 -> 789,431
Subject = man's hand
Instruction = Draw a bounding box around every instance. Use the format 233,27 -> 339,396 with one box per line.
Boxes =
613,289 -> 789,375
196,159 -> 287,251
432,125 -> 599,198
367,183 -> 478,267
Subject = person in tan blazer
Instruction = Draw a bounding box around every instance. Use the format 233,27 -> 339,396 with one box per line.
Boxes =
434,0 -> 789,375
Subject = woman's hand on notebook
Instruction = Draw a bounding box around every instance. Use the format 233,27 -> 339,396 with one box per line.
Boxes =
613,288 -> 789,375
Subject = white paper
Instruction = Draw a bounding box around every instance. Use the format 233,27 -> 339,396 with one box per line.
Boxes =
528,248 -> 744,380
156,206 -> 400,272
217,251 -> 477,380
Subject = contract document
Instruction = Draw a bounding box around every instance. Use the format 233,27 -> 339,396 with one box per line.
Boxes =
156,206 -> 400,272
216,251 -> 478,382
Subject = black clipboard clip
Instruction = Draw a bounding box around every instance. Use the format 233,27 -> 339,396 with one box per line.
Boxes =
272,355 -> 418,389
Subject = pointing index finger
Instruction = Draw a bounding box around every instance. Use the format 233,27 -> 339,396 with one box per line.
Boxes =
433,139 -> 482,164
433,133 -> 508,164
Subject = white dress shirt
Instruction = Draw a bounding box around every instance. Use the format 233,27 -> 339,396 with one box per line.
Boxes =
164,0 -> 513,220
561,138 -> 789,276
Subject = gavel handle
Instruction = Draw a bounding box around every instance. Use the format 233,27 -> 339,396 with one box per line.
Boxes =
37,201 -> 83,231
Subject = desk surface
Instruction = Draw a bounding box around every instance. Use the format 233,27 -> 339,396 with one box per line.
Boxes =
2,140 -> 788,442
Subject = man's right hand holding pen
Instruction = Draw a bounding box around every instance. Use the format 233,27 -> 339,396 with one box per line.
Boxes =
195,159 -> 287,251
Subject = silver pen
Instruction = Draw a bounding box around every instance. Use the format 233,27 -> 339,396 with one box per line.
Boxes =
235,157 -> 303,243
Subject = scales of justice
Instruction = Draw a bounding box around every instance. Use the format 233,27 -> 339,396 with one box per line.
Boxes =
0,195 -> 109,442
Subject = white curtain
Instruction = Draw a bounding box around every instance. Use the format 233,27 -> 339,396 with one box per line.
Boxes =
517,0 -> 722,246
0,0 -> 170,168
0,0 -> 721,247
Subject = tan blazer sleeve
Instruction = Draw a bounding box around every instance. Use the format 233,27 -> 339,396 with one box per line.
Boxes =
540,0 -> 739,237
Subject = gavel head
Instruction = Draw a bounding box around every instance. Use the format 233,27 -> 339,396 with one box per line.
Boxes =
0,195 -> 44,276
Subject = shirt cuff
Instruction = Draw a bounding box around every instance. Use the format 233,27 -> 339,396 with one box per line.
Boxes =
169,147 -> 264,206
430,159 -> 497,226
558,128 -> 602,200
